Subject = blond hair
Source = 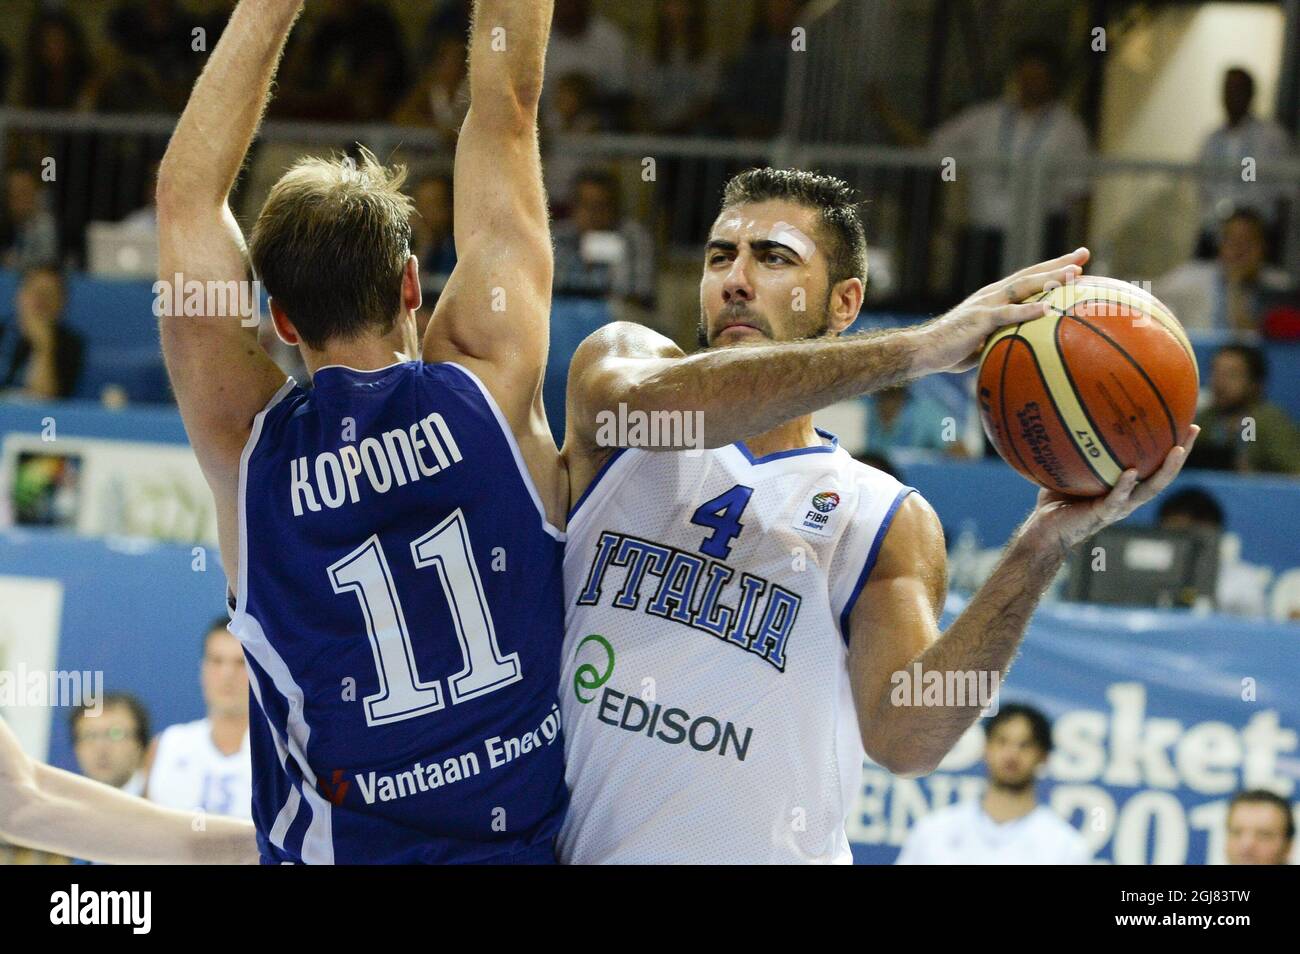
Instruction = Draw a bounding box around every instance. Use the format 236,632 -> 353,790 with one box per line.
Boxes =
250,147 -> 415,349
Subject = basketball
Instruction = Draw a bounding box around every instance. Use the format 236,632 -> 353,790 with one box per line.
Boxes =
977,276 -> 1199,497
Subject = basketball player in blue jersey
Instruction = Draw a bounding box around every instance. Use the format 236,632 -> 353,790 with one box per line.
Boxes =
554,169 -> 1199,862
0,0 -> 568,864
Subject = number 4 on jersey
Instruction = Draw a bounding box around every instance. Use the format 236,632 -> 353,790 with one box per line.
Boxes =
690,485 -> 754,559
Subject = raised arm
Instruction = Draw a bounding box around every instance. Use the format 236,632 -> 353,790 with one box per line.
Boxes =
423,0 -> 553,419
155,0 -> 303,562
847,428 -> 1198,777
0,717 -> 257,864
564,251 -> 1089,458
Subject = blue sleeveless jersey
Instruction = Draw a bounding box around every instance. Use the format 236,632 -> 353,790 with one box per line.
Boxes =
229,361 -> 568,863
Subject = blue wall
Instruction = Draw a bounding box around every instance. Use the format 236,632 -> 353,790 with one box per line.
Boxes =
0,530 -> 226,771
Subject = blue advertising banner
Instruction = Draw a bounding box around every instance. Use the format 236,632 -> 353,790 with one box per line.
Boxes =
850,598 -> 1300,864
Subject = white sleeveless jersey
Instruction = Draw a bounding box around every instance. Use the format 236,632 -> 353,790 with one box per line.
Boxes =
147,719 -> 253,819
557,434 -> 913,864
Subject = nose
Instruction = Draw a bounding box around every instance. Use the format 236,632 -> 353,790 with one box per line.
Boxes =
722,254 -> 754,304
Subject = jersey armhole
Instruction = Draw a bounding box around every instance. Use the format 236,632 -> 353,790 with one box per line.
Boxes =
229,378 -> 297,635
438,361 -> 565,542
835,485 -> 916,645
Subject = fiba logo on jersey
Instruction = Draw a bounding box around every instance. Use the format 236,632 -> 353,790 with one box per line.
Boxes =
811,491 -> 840,513
797,489 -> 841,537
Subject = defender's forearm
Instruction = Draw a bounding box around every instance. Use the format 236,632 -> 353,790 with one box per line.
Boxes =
470,0 -> 553,109
629,329 -> 917,448
871,530 -> 1066,775
157,0 -> 303,210
7,762 -> 257,865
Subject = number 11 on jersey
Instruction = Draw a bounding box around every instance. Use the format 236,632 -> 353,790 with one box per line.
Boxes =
328,508 -> 522,727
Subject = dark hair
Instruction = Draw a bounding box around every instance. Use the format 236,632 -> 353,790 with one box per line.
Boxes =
204,616 -> 232,652
1225,66 -> 1255,98
69,692 -> 150,749
1215,343 -> 1268,386
854,450 -> 902,481
1229,789 -> 1295,841
1158,487 -> 1225,530
719,167 -> 868,287
654,0 -> 707,63
1011,39 -> 1059,71
575,168 -> 620,197
984,702 -> 1053,753
22,10 -> 90,110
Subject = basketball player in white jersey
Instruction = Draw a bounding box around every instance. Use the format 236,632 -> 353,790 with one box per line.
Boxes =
143,620 -> 252,819
556,168 -> 1198,863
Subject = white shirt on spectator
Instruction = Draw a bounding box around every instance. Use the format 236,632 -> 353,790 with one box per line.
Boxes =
896,799 -> 1091,864
931,98 -> 1090,228
1156,259 -> 1295,332
544,16 -> 630,100
1198,115 -> 1292,231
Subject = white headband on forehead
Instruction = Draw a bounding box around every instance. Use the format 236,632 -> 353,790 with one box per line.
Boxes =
768,221 -> 816,262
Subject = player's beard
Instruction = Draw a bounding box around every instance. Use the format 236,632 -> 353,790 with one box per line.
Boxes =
696,292 -> 835,350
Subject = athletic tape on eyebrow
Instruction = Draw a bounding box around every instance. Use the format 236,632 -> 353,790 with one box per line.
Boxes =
768,221 -> 815,261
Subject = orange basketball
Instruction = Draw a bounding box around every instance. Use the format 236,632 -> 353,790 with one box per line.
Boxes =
976,276 -> 1199,497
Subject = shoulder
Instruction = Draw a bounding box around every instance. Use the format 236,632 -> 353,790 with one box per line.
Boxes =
911,800 -> 969,837
568,321 -> 684,376
1031,806 -> 1090,856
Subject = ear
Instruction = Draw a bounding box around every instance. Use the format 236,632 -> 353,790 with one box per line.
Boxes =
827,276 -> 864,335
403,255 -> 423,315
269,298 -> 299,346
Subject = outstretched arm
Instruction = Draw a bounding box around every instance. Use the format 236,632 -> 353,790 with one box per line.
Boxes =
0,718 -> 257,864
849,427 -> 1199,776
564,251 -> 1088,456
423,0 -> 553,422
156,0 -> 303,578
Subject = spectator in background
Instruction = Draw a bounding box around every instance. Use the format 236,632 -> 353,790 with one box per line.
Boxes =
719,0 -> 806,139
1,168 -> 60,270
1197,68 -> 1292,256
0,37 -> 9,104
20,9 -> 93,110
143,619 -> 252,820
1159,210 -> 1295,332
863,384 -> 960,455
98,0 -> 199,112
392,32 -> 468,142
927,42 -> 1090,295
277,0 -> 408,122
543,0 -> 631,124
543,72 -> 607,209
1191,344 -> 1300,475
1157,486 -> 1271,616
1225,790 -> 1294,865
552,169 -> 655,308
70,694 -> 151,796
411,173 -> 457,297
897,704 -> 1090,864
631,0 -> 721,135
419,0 -> 473,51
0,266 -> 84,400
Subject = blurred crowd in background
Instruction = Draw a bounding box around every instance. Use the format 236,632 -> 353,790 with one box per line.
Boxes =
0,0 -> 1299,619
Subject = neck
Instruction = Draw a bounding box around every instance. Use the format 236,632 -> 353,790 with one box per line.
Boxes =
305,325 -> 418,378
739,415 -> 822,458
982,781 -> 1038,822
209,711 -> 247,756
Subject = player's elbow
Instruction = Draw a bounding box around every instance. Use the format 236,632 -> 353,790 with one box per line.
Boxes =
862,731 -> 941,778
